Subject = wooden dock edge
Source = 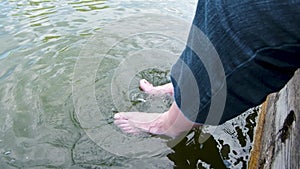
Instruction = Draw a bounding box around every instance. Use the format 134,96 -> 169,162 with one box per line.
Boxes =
248,99 -> 268,169
248,69 -> 300,169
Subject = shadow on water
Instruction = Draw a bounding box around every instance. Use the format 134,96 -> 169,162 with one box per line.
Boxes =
168,116 -> 258,169
168,133 -> 227,169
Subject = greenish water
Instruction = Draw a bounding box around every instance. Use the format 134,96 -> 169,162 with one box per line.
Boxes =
0,0 -> 258,168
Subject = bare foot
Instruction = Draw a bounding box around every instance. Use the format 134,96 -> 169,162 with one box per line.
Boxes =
114,102 -> 195,138
114,112 -> 167,135
139,79 -> 174,96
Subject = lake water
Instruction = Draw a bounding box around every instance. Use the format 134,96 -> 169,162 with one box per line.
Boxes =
0,0 -> 258,168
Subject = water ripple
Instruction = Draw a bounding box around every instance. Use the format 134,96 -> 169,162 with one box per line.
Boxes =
0,66 -> 16,81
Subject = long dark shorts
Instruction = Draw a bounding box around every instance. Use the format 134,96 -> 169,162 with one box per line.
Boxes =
171,0 -> 300,125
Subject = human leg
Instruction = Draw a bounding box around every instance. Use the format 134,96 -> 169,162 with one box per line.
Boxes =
114,0 -> 300,137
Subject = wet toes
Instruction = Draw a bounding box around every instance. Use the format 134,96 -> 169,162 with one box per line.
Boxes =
118,124 -> 141,134
139,79 -> 153,91
114,113 -> 128,120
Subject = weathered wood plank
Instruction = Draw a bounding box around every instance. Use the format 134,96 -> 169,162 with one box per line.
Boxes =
249,70 -> 300,169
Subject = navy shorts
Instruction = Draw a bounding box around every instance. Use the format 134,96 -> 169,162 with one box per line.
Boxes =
171,0 -> 300,125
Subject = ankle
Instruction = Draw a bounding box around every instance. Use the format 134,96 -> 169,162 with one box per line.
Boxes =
148,113 -> 167,134
165,108 -> 194,133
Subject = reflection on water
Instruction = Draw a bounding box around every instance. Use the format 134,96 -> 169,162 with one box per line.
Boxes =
0,0 -> 258,168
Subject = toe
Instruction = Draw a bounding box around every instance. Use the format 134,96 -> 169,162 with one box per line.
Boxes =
139,79 -> 153,90
114,113 -> 128,120
114,119 -> 128,125
124,128 -> 141,134
118,123 -> 131,128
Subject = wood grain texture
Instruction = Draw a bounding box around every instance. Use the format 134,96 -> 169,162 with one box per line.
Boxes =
249,70 -> 300,169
